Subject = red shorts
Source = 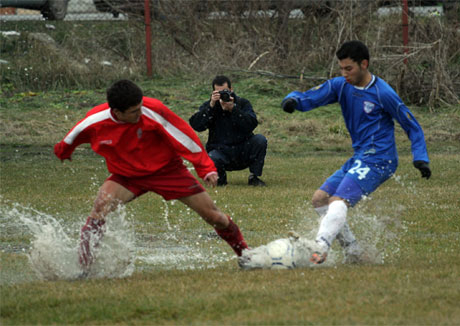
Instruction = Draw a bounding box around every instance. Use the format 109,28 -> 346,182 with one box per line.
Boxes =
107,161 -> 205,200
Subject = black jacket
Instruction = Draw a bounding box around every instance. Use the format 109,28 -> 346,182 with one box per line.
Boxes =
189,96 -> 258,151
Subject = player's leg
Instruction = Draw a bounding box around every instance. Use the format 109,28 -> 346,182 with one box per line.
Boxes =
90,180 -> 136,219
310,158 -> 359,264
179,192 -> 248,256
138,162 -> 248,257
312,158 -> 397,264
311,196 -> 350,264
314,177 -> 369,264
80,180 -> 136,270
313,168 -> 358,252
312,171 -> 366,264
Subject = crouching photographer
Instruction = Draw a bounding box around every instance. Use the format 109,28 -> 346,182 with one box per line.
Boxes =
190,75 -> 267,187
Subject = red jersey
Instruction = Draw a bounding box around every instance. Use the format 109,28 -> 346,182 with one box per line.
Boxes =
54,97 -> 216,179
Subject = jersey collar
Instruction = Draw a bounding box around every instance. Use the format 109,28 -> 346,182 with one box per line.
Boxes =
353,74 -> 375,90
109,108 -> 126,124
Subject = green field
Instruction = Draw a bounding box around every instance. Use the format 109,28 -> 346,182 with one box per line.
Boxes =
1,76 -> 460,325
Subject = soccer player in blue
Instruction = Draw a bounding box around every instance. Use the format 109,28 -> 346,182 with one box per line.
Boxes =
281,40 -> 431,265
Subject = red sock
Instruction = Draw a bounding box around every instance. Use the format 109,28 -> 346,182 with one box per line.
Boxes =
79,217 -> 105,269
215,216 -> 248,256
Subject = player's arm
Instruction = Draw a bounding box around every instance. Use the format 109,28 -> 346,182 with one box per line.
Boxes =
203,172 -> 218,187
54,119 -> 92,162
382,94 -> 431,179
281,79 -> 338,113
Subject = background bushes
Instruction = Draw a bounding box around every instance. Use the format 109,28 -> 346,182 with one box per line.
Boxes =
1,0 -> 459,108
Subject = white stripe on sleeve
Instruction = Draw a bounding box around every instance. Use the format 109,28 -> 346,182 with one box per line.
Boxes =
142,107 -> 202,153
64,109 -> 111,144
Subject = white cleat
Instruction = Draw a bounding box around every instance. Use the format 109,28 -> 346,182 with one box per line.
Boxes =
308,240 -> 329,265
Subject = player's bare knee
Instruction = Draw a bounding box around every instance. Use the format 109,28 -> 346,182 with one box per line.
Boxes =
91,197 -> 121,219
312,190 -> 329,208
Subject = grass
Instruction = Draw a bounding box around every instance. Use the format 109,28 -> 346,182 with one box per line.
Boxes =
2,264 -> 459,325
1,76 -> 460,325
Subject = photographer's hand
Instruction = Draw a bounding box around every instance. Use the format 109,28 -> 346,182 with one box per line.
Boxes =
210,90 -> 220,108
281,98 -> 298,113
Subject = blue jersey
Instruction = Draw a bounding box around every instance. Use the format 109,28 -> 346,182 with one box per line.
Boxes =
283,76 -> 429,164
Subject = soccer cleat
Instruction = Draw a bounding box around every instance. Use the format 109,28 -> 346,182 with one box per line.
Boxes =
310,251 -> 328,264
308,239 -> 329,265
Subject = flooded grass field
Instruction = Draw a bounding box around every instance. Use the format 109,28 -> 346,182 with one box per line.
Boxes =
1,151 -> 459,324
1,78 -> 459,324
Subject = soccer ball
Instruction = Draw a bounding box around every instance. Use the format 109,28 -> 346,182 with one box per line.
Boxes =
266,238 -> 296,270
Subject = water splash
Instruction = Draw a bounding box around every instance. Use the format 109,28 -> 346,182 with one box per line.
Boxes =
289,200 -> 406,266
0,200 -> 233,284
0,192 -> 407,282
0,202 -> 135,281
240,204 -> 404,270
84,207 -> 136,279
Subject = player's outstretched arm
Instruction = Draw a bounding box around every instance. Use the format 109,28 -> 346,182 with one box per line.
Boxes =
281,80 -> 338,114
54,141 -> 74,162
413,161 -> 431,179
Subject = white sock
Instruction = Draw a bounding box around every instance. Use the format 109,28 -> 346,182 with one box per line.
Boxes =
314,203 -> 356,249
314,205 -> 328,218
316,200 -> 348,250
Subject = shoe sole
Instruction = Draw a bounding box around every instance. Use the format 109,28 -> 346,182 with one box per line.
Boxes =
310,252 -> 327,264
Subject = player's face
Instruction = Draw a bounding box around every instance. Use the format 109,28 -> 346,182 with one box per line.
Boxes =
115,102 -> 142,123
338,58 -> 369,87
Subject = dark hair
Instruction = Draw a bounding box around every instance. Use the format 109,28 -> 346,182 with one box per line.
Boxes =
336,40 -> 370,65
107,80 -> 143,112
212,75 -> 232,90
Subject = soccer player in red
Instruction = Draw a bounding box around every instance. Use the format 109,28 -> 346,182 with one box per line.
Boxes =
54,80 -> 248,274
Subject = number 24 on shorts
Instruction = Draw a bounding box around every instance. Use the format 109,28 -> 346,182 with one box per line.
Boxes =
348,159 -> 370,180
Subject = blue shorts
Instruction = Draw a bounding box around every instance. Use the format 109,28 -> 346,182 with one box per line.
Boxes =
320,155 -> 397,206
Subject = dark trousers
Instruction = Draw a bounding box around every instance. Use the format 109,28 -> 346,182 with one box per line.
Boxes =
208,134 -> 267,184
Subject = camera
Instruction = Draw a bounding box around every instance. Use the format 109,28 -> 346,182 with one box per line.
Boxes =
219,90 -> 234,102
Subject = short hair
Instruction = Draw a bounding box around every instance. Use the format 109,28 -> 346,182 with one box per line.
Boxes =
336,40 -> 370,64
107,80 -> 143,112
212,75 -> 232,90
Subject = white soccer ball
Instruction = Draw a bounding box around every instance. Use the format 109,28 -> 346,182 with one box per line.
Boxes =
266,238 -> 296,270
